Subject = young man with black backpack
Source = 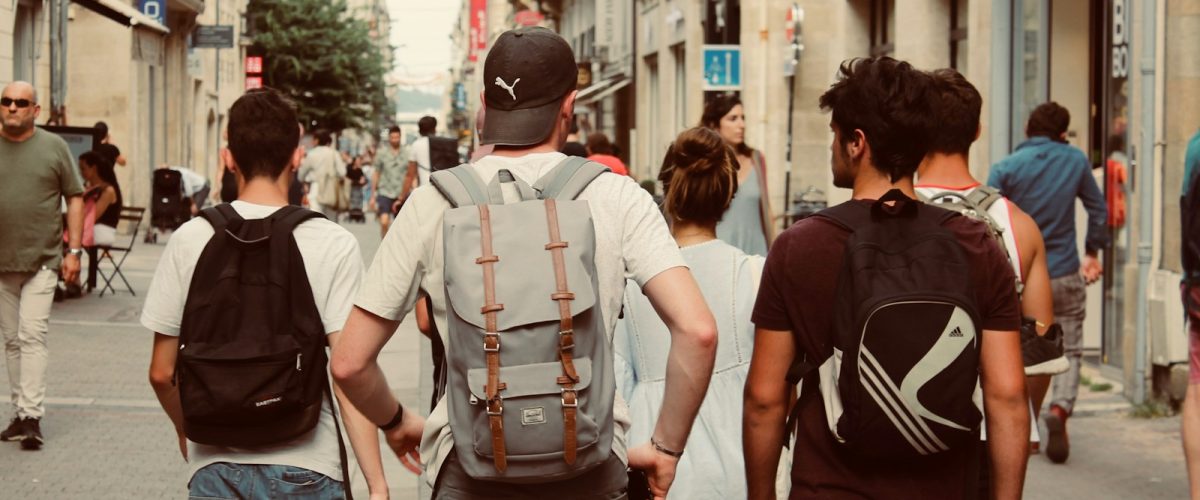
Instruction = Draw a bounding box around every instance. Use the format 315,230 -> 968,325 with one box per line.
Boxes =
143,89 -> 388,499
743,58 -> 1029,499
332,27 -> 719,500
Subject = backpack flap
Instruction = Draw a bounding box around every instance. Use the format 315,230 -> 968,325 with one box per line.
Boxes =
443,200 -> 599,333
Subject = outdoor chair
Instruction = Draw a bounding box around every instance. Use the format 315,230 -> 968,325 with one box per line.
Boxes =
96,206 -> 146,297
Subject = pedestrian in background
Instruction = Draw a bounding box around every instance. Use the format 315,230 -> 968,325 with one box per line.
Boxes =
371,125 -> 405,237
585,132 -> 629,176
701,94 -> 774,256
404,115 -> 437,196
743,58 -> 1029,499
0,81 -> 85,451
615,126 -> 761,499
299,129 -> 347,221
94,120 -> 126,168
988,101 -> 1109,465
1178,126 -> 1200,499
143,88 -> 388,499
78,150 -> 123,292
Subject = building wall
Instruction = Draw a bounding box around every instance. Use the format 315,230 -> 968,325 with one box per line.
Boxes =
1,0 -> 57,120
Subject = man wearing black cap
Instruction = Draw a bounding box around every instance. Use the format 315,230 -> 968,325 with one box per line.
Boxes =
332,27 -> 718,498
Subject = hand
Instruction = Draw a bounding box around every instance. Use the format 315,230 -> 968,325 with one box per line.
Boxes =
61,253 -> 80,284
626,441 -> 680,500
1081,254 -> 1103,284
383,408 -> 425,475
369,197 -> 377,210
177,431 -> 189,462
368,489 -> 389,500
391,199 -> 402,214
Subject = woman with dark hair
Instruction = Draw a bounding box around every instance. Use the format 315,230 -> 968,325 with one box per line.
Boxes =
79,151 -> 122,247
700,94 -> 774,256
77,151 -> 122,292
614,127 -> 766,499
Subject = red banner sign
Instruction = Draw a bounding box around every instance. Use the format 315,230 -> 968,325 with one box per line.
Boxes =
245,56 -> 263,75
515,10 -> 544,27
245,76 -> 263,90
469,0 -> 487,62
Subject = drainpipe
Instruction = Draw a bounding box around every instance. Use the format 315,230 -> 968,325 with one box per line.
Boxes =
1133,0 -> 1157,405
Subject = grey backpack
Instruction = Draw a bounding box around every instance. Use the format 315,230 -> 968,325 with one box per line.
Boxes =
918,186 -> 1023,294
430,157 -> 615,483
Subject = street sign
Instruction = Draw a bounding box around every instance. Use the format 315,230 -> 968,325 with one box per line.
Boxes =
139,0 -> 165,26
194,25 -> 235,49
702,45 -> 742,91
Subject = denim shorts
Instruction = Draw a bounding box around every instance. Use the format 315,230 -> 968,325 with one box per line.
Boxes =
188,462 -> 344,500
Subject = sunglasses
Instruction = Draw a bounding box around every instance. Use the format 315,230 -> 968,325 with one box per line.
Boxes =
1,98 -> 34,108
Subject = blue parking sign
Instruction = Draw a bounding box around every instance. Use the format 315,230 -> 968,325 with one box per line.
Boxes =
703,45 -> 742,91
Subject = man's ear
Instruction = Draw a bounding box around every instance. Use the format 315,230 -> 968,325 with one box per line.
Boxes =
848,129 -> 868,160
974,122 -> 983,142
561,90 -> 578,119
221,148 -> 240,175
290,146 -> 304,172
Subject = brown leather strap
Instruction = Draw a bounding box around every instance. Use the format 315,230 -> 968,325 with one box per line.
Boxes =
544,199 -> 578,464
477,204 -> 506,472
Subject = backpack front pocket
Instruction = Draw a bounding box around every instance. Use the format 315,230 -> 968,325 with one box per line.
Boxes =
466,358 -> 598,460
178,337 -> 306,426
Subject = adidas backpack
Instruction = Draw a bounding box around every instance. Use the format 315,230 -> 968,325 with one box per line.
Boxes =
431,157 -> 615,482
175,205 -> 341,451
789,190 -> 983,459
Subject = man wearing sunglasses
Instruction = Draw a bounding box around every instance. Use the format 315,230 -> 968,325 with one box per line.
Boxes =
0,81 -> 84,451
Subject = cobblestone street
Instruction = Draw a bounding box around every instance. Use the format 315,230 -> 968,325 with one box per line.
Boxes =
0,217 -> 1188,499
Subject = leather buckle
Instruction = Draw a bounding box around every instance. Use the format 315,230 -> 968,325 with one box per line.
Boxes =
558,330 -> 575,351
560,388 -> 578,408
486,397 -> 504,415
483,332 -> 500,352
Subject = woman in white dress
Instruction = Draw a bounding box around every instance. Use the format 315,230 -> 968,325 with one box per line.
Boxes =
615,127 -> 765,499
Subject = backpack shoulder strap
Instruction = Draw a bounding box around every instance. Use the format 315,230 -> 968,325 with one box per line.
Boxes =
534,156 -> 610,200
269,205 -> 324,236
966,185 -> 1004,211
812,200 -> 870,232
431,164 -> 491,207
199,203 -> 243,233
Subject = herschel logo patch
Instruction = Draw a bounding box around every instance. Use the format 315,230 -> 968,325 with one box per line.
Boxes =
521,407 -> 546,426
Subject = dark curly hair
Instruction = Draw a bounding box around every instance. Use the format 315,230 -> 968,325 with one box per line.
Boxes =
819,57 -> 935,182
1025,101 -> 1070,143
926,68 -> 982,156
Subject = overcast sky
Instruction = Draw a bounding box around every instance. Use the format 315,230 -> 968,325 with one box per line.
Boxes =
386,0 -> 459,92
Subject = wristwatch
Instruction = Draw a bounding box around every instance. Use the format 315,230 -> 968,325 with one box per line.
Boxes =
67,248 -> 84,257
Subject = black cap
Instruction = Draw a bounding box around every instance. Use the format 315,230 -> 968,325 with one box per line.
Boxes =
481,27 -> 577,147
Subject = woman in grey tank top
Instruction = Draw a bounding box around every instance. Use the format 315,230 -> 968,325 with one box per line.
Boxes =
701,95 -> 774,256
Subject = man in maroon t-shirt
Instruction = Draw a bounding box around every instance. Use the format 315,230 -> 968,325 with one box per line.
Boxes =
742,57 -> 1030,500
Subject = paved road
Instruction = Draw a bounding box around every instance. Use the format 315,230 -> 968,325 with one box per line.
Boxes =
0,215 -> 1189,498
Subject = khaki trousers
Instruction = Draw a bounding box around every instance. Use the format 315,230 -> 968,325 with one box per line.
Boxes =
0,269 -> 57,419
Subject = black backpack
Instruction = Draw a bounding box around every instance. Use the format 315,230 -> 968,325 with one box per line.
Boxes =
1182,172 -> 1200,286
175,205 -> 349,466
428,136 -> 461,172
788,190 -> 983,459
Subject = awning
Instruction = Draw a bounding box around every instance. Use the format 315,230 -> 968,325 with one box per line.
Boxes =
73,0 -> 170,35
577,76 -> 630,106
575,75 -> 621,104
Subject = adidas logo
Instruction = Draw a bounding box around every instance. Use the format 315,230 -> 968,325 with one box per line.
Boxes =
949,327 -> 964,338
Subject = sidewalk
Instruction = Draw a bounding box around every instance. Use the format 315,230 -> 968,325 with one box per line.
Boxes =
0,217 -> 422,498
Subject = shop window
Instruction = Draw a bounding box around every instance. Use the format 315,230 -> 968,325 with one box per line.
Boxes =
949,0 -> 968,72
13,3 -> 36,82
673,45 -> 687,133
646,56 -> 661,168
869,0 -> 894,57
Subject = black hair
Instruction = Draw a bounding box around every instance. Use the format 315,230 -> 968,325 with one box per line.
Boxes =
227,88 -> 300,180
1026,102 -> 1070,142
819,57 -> 934,182
586,132 -> 615,156
562,141 -> 588,157
94,121 -> 109,138
700,93 -> 753,157
387,125 -> 401,135
313,129 -> 333,146
80,150 -> 122,204
926,68 -> 982,156
418,116 -> 437,136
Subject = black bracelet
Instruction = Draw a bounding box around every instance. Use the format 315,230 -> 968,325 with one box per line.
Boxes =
651,437 -> 684,458
379,403 -> 405,431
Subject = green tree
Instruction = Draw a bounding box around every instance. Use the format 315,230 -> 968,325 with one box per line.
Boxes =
248,0 -> 394,133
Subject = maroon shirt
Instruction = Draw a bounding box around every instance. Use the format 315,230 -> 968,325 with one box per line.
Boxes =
752,200 -> 1021,500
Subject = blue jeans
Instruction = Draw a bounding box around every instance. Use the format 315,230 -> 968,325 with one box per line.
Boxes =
188,462 -> 345,500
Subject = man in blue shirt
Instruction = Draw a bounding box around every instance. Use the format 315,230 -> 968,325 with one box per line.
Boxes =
988,102 -> 1108,465
1181,128 -> 1200,498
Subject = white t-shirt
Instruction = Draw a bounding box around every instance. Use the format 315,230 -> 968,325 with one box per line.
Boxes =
407,136 -> 432,187
140,201 -> 363,481
354,152 -> 687,487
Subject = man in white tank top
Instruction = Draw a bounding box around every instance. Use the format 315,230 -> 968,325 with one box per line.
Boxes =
915,69 -> 1067,463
